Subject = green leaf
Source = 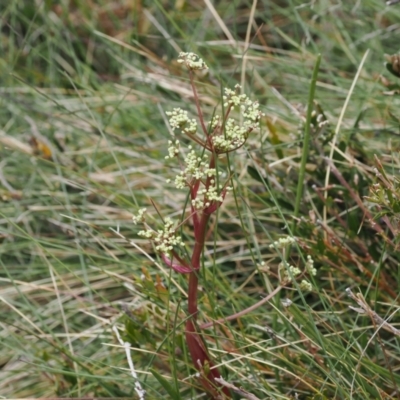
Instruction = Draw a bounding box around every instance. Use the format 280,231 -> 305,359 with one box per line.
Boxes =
247,166 -> 265,184
150,368 -> 181,399
266,119 -> 284,159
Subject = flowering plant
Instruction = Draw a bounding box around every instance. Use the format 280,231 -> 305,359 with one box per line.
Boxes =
132,52 -> 264,398
131,51 -> 321,399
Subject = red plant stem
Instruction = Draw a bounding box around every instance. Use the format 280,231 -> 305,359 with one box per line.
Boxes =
184,78 -> 231,396
187,119 -> 217,318
188,211 -> 210,316
222,104 -> 233,127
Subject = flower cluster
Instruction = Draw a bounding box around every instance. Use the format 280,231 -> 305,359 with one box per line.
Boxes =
269,236 -> 296,249
137,216 -> 184,254
165,86 -> 263,155
132,208 -> 147,224
167,145 -> 219,187
223,85 -> 263,129
313,111 -> 330,130
165,143 -> 230,210
305,255 -> 317,276
300,280 -> 312,292
191,181 -> 230,210
134,52 -> 263,277
165,140 -> 180,159
280,263 -> 301,283
177,52 -> 209,71
210,85 -> 264,153
166,108 -> 197,134
296,104 -> 331,144
212,118 -> 248,153
271,236 -> 316,291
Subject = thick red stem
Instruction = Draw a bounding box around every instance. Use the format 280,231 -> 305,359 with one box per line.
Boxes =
185,153 -> 231,398
185,320 -> 231,398
188,211 -> 210,316
188,155 -> 216,315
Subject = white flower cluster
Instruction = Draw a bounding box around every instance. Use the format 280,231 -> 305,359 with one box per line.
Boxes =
190,180 -> 230,210
297,109 -> 330,141
210,115 -> 220,129
177,52 -> 209,70
300,280 -> 312,292
305,255 -> 317,276
211,85 -> 264,153
132,208 -> 147,224
312,110 -> 330,129
165,143 -> 229,210
166,108 -> 197,134
138,217 -> 184,254
280,263 -> 301,284
165,140 -> 180,159
171,145 -> 221,190
212,118 -> 248,153
269,236 -> 296,249
288,265 -> 301,279
277,253 -> 317,291
224,85 -> 263,123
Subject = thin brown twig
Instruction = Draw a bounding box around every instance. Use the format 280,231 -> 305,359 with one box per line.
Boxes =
346,288 -> 400,336
215,377 -> 261,400
200,285 -> 282,329
346,287 -> 400,400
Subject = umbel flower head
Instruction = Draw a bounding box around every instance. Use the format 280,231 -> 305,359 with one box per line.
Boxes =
167,85 -> 264,154
165,142 -> 231,213
177,52 -> 209,71
166,109 -> 197,134
135,214 -> 185,255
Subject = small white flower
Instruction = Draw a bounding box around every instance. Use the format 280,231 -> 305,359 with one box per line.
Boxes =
192,197 -> 205,210
177,52 -> 208,70
269,236 -> 295,249
305,255 -> 317,276
165,140 -> 180,159
300,280 -> 312,292
152,217 -> 184,254
138,229 -> 154,239
289,265 -> 301,277
212,86 -> 264,153
132,208 -> 147,224
166,108 -> 197,134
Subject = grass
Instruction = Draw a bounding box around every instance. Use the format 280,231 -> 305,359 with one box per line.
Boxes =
1,0 -> 400,398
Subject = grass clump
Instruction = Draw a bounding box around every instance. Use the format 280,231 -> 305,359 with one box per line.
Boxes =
1,0 -> 400,399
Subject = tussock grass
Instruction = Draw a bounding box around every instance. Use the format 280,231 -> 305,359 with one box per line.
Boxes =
1,1 -> 400,399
